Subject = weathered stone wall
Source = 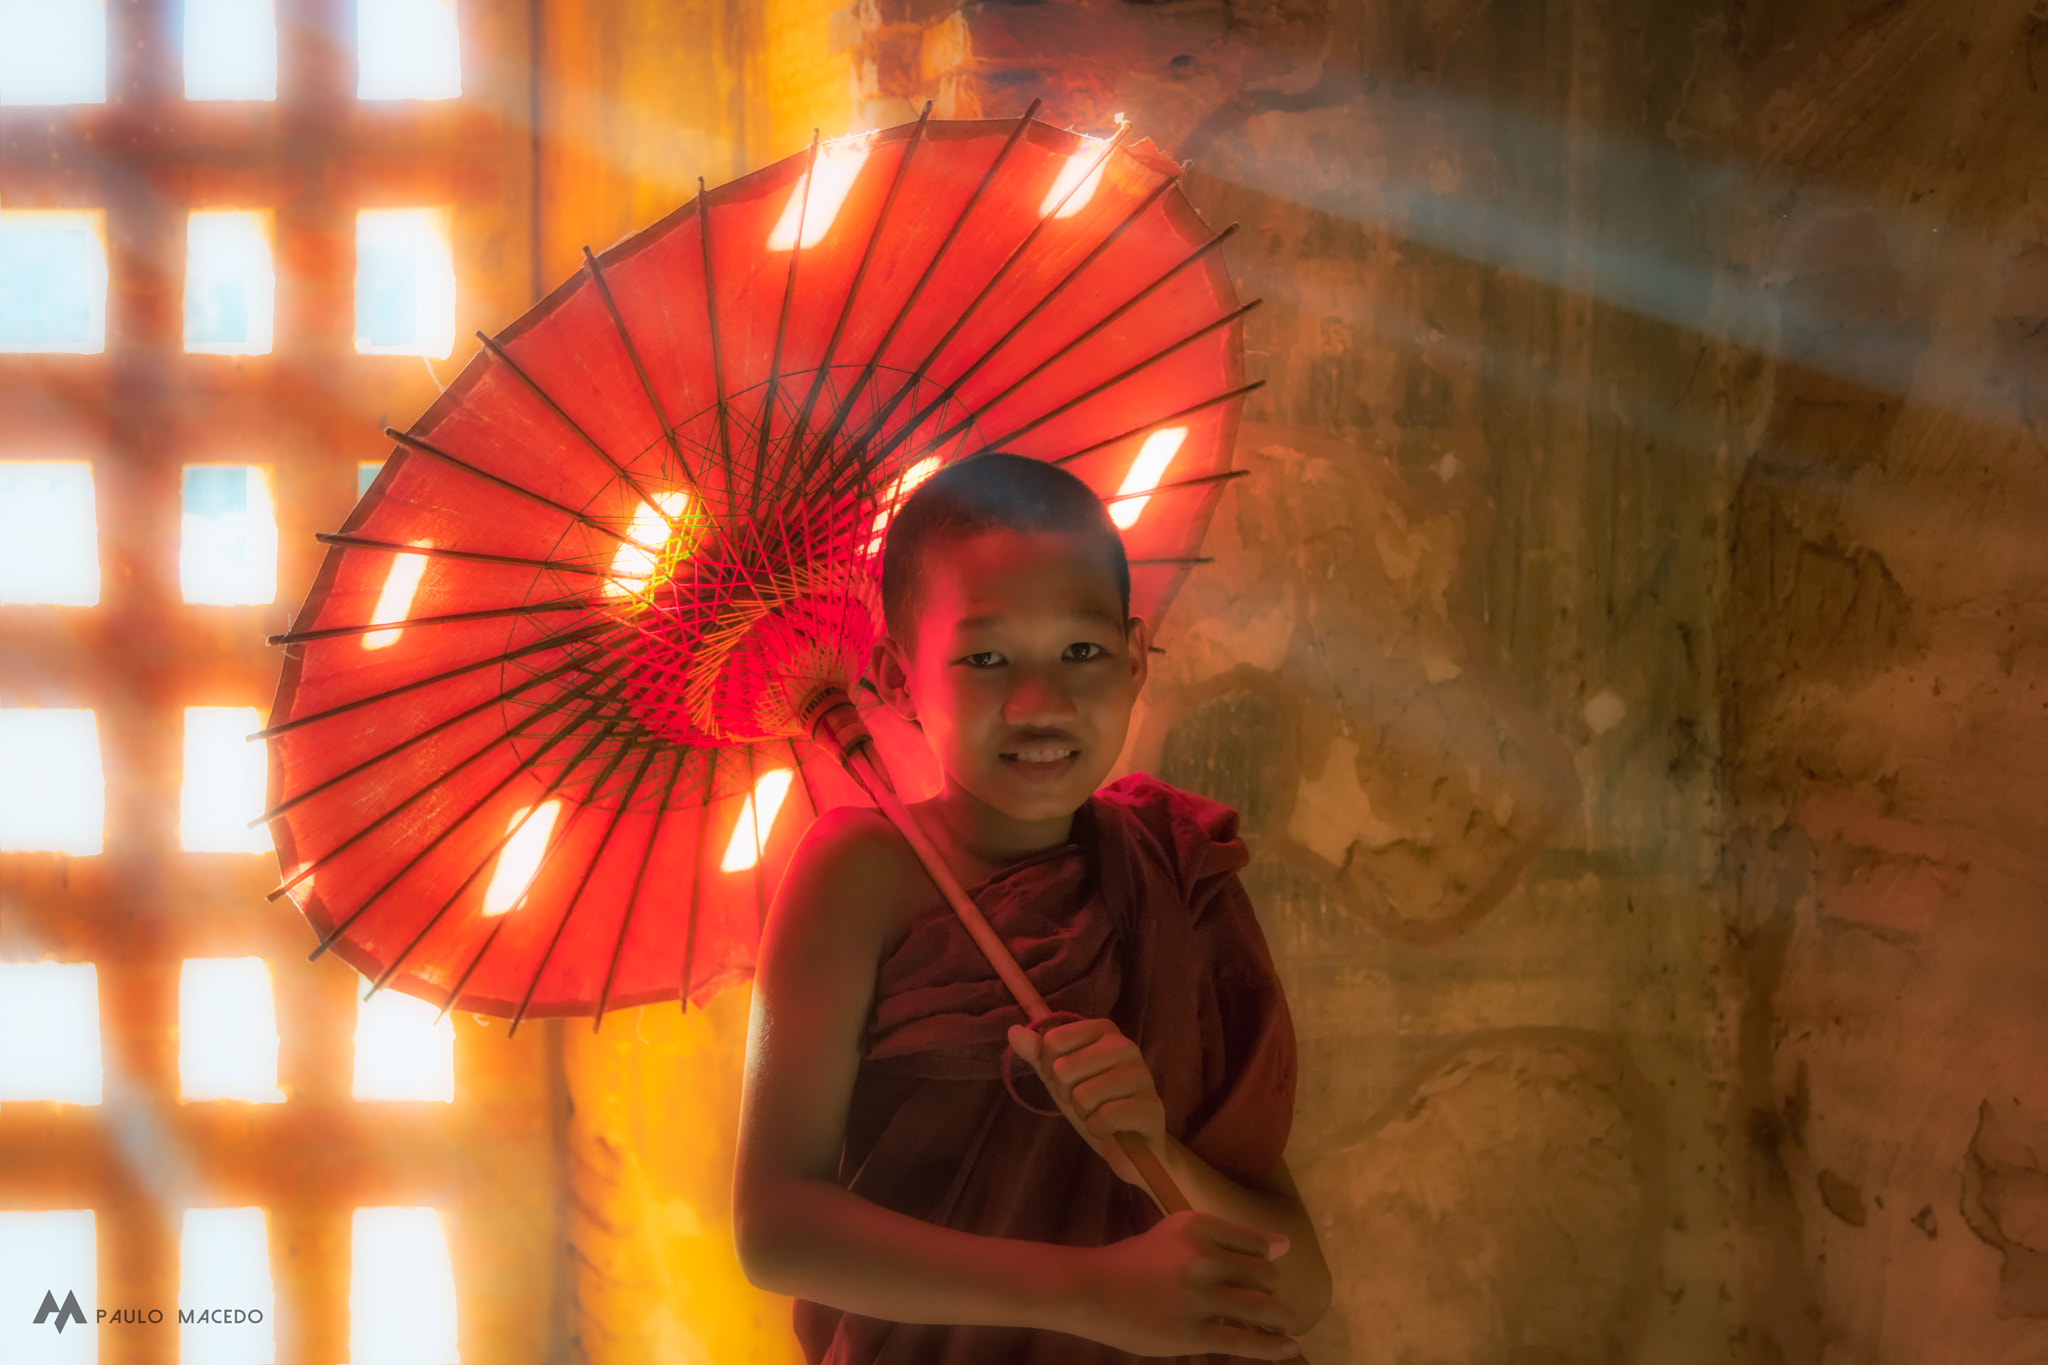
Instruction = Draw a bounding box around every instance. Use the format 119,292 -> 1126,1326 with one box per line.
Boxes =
542,0 -> 2048,1360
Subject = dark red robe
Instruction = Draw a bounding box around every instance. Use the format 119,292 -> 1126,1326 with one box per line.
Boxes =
792,773 -> 1299,1365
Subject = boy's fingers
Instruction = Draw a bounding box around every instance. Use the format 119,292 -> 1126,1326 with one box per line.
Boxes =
1005,1025 -> 1041,1067
1198,1216 -> 1286,1262
1039,1017 -> 1115,1057
1204,1286 -> 1296,1336
1198,1321 -> 1300,1360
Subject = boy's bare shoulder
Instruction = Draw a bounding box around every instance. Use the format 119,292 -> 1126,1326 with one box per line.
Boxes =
773,804 -> 931,947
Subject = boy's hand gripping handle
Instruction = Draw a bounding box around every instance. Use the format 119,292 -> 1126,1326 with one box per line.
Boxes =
804,687 -> 1192,1217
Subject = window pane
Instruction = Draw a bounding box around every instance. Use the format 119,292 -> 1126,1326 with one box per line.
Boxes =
354,209 -> 455,358
0,461 -> 99,605
356,0 -> 459,101
185,211 -> 275,354
350,1208 -> 458,1365
0,708 -> 103,855
357,460 -> 382,499
180,707 -> 270,854
0,210 -> 107,353
179,959 -> 285,1103
352,986 -> 454,1102
0,1211 -> 94,1364
0,0 -> 104,105
0,962 -> 102,1104
181,1208 -> 276,1364
184,0 -> 275,100
180,465 -> 277,605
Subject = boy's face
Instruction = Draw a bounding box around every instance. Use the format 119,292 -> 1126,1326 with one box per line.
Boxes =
874,528 -> 1149,826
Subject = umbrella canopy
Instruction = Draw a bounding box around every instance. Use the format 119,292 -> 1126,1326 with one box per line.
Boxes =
261,106 -> 1255,1028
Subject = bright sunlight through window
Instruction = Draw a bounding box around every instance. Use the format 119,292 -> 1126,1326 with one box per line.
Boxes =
180,464 -> 277,605
355,208 -> 456,357
0,1212 -> 94,1365
767,139 -> 871,251
0,708 -> 103,855
185,210 -> 275,353
183,0 -> 275,100
481,800 -> 560,916
351,1208 -> 459,1365
363,541 -> 431,649
181,1208 -> 276,1364
181,706 -> 270,854
0,0 -> 103,105
721,768 -> 794,873
1107,426 -> 1188,530
0,210 -> 106,352
0,962 -> 102,1104
603,492 -> 688,599
356,0 -> 460,101
0,461 -> 98,605
358,460 -> 383,498
353,986 -> 455,1102
179,958 -> 286,1103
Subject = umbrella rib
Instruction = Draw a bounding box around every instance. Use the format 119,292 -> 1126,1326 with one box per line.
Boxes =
1050,381 -> 1265,468
752,131 -> 821,509
697,177 -> 737,475
861,173 -> 1181,473
800,99 -> 1044,484
268,596 -> 596,646
475,333 -> 684,535
366,698 -> 649,995
836,125 -> 1136,478
581,246 -> 705,501
1100,467 -> 1250,506
976,300 -> 1263,454
890,224 -> 1243,472
789,103 -> 932,465
276,662 -> 627,905
315,533 -> 611,578
384,428 -> 636,546
678,757 -> 718,1011
257,645 -> 610,825
593,749 -> 690,1025
255,620 -> 619,739
1127,556 -> 1214,567
505,739 -> 662,1033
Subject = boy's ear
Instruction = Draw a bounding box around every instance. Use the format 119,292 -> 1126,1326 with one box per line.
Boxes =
1124,615 -> 1151,691
869,636 -> 917,722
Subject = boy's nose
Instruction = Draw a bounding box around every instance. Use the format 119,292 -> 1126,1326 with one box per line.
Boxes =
1002,672 -> 1078,726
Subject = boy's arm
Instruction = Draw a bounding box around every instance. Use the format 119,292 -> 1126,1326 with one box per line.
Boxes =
1011,1019 -> 1334,1333
732,811 -> 1303,1358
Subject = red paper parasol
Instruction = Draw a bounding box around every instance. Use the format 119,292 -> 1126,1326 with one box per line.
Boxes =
260,105 -> 1253,1061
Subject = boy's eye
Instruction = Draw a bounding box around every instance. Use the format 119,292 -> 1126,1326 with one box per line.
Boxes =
1063,642 -> 1109,662
957,651 -> 1005,669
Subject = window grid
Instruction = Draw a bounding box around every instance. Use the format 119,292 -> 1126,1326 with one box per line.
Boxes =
0,0 -> 558,1358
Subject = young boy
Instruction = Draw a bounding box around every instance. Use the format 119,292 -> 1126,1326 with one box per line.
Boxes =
734,453 -> 1330,1362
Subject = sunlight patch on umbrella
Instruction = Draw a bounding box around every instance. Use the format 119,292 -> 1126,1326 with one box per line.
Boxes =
361,540 -> 432,650
178,958 -> 286,1103
181,707 -> 271,853
1107,426 -> 1188,530
482,799 -> 561,917
350,1208 -> 459,1364
866,455 -> 942,557
0,707 -> 104,854
768,139 -> 872,251
0,962 -> 101,1103
0,461 -> 98,604
604,491 -> 690,599
352,986 -> 454,1101
1039,132 -> 1117,220
721,768 -> 794,873
181,1208 -> 276,1363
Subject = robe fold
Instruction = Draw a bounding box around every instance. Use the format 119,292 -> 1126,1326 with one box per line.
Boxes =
793,773 -> 1299,1365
